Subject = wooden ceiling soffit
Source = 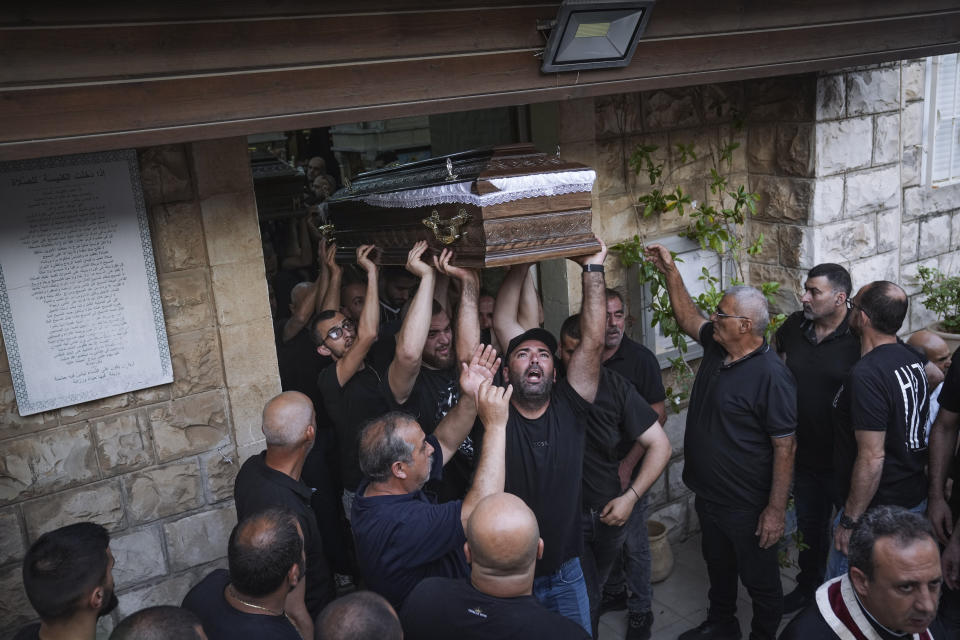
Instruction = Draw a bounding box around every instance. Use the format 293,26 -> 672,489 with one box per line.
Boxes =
0,2 -> 959,160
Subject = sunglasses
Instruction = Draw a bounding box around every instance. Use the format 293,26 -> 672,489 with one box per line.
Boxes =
712,307 -> 749,321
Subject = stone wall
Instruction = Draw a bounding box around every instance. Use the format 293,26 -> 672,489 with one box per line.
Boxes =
0,137 -> 280,639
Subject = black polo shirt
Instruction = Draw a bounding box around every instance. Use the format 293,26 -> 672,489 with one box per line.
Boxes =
504,378 -> 592,576
774,310 -> 860,472
582,367 -> 659,508
603,335 -> 666,405
683,323 -> 797,510
318,362 -> 395,491
234,453 -> 335,617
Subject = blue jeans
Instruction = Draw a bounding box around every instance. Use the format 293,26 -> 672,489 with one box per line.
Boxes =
825,499 -> 927,580
601,495 -> 653,615
533,556 -> 592,636
582,505 -> 631,636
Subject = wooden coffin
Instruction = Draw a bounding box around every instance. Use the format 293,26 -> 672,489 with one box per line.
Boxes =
325,144 -> 599,267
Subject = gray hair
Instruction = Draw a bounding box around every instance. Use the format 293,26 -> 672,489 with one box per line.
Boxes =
725,285 -> 769,336
261,391 -> 314,447
848,505 -> 936,580
358,412 -> 417,483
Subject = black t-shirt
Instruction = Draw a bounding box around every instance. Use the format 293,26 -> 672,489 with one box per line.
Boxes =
318,362 -> 394,491
940,348 -> 960,414
775,310 -> 861,471
684,323 -> 797,509
505,378 -> 592,575
11,624 -> 39,640
603,335 -> 666,404
582,368 -> 658,507
833,342 -> 929,509
276,325 -> 331,410
233,453 -> 334,617
351,435 -> 469,608
399,577 -> 590,640
182,569 -> 301,640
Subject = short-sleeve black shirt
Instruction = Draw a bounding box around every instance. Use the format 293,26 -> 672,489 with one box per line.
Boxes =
11,624 -> 39,640
832,342 -> 929,509
774,310 -> 861,471
276,325 -> 330,410
582,368 -> 658,507
603,335 -> 666,404
318,362 -> 394,491
399,577 -> 591,640
182,569 -> 301,640
233,452 -> 334,616
940,348 -> 960,414
683,323 -> 797,510
351,435 -> 468,608
505,378 -> 592,575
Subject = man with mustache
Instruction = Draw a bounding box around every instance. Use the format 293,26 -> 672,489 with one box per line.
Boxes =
497,240 -> 608,634
774,263 -> 860,613
14,522 -> 118,640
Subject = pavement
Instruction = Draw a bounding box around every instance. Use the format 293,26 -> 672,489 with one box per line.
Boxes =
598,534 -> 802,639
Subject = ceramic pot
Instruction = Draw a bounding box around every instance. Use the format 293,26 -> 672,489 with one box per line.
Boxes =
648,520 -> 674,583
930,323 -> 960,354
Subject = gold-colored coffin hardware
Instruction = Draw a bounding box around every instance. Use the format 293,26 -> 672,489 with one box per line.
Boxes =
422,209 -> 471,245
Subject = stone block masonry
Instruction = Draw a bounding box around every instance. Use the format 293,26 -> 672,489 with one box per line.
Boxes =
0,137 -> 281,638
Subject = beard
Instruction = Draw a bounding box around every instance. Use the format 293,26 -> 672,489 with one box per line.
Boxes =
510,363 -> 553,409
423,347 -> 455,370
99,590 -> 119,618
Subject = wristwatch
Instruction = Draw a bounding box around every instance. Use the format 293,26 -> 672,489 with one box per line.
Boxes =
838,514 -> 859,530
582,264 -> 604,273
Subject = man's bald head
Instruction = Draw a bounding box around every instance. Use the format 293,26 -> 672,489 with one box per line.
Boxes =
466,493 -> 541,574
262,391 -> 315,447
290,282 -> 314,309
908,330 -> 953,374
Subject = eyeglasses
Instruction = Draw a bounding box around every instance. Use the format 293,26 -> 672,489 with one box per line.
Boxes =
712,307 -> 749,321
845,299 -> 867,315
321,319 -> 354,343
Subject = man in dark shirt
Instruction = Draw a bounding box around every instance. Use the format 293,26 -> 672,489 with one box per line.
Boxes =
400,492 -> 590,640
559,313 -> 671,639
774,263 -> 859,612
497,242 -> 608,633
110,606 -> 206,640
183,508 -> 306,640
233,391 -> 334,630
646,243 -> 797,640
829,281 -> 929,580
14,523 -> 118,640
780,506 -> 943,640
315,591 -> 402,640
934,353 -> 960,635
351,346 -> 509,608
596,289 -> 668,637
380,265 -> 419,327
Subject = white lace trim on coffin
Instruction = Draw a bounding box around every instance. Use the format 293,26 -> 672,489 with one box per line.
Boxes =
356,170 -> 597,208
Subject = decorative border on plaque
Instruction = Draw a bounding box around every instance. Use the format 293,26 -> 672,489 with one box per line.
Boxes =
357,170 -> 597,209
0,149 -> 173,415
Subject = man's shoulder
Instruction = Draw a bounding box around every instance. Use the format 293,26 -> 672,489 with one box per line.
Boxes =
11,623 -> 40,640
616,335 -> 658,362
184,568 -> 230,603
778,600 -> 836,640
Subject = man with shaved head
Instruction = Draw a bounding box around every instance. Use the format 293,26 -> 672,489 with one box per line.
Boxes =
908,330 -> 952,437
828,281 -> 930,580
234,392 -> 334,634
111,606 -> 206,640
645,244 -> 797,640
400,493 -> 589,639
183,507 -> 305,639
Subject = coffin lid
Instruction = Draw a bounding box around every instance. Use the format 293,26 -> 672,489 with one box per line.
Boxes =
327,143 -> 596,210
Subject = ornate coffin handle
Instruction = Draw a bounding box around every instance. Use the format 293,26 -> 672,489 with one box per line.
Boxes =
422,210 -> 471,245
317,224 -> 336,240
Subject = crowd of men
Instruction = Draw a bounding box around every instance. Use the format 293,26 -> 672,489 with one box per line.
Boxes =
12,227 -> 960,640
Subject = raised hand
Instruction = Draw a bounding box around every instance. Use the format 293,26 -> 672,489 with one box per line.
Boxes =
571,236 -> 607,266
405,240 -> 433,279
433,248 -> 478,284
356,244 -> 377,274
459,344 -> 500,399
644,243 -> 676,274
476,378 -> 513,430
320,239 -> 340,272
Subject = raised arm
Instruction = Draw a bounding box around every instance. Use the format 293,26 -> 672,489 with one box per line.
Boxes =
493,263 -> 532,349
566,240 -> 608,403
434,248 -> 481,366
334,245 -> 378,387
388,241 -> 436,405
644,243 -> 708,342
929,407 -> 960,543
460,377 -> 512,529
281,280 -> 319,343
434,344 -> 500,463
517,266 -> 542,330
318,239 -> 342,313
